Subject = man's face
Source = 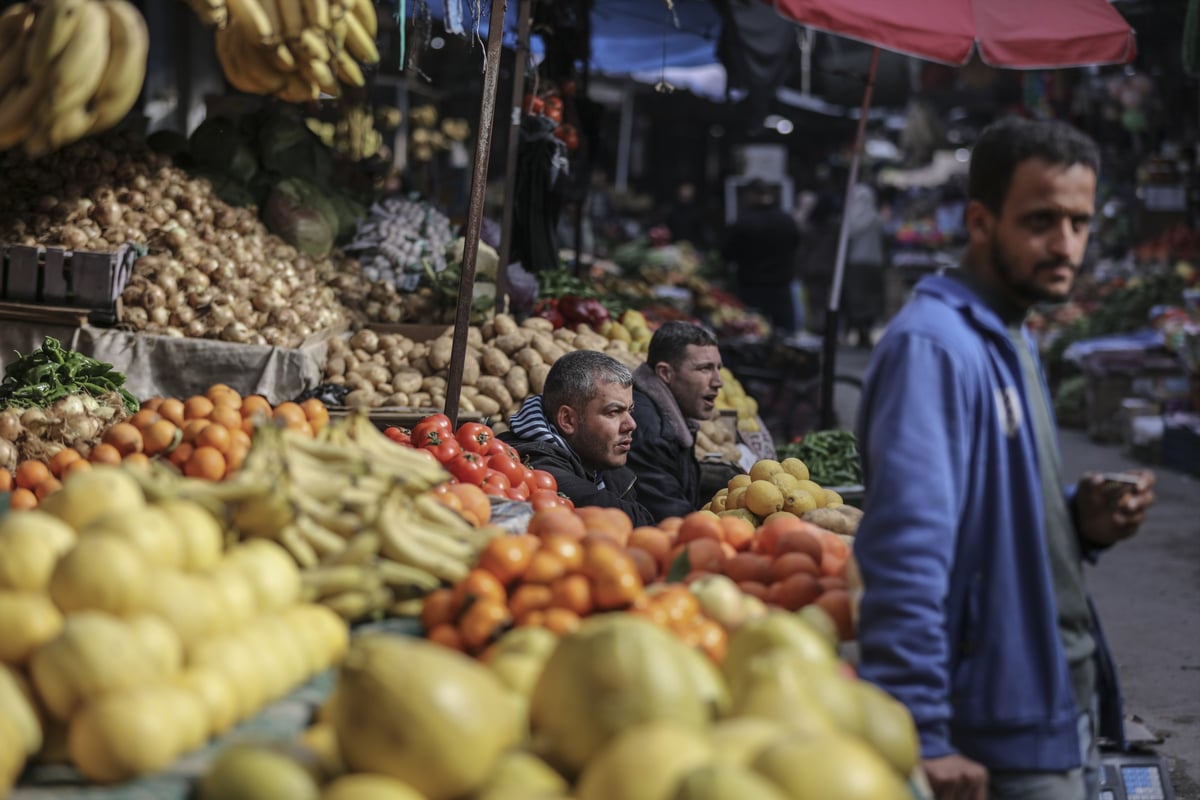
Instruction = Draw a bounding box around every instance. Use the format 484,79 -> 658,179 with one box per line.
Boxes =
660,344 -> 724,420
967,158 -> 1096,308
559,381 -> 636,471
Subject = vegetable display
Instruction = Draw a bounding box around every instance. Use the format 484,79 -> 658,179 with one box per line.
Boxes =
0,338 -> 137,413
345,195 -> 456,292
774,431 -> 863,488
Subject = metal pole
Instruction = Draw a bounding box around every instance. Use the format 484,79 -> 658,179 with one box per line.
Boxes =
615,79 -> 635,192
495,0 -> 532,311
820,46 -> 878,430
445,0 -> 508,428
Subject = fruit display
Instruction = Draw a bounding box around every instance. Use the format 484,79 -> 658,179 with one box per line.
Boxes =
188,0 -> 380,101
775,429 -> 863,487
0,135 -> 350,347
0,0 -> 149,157
344,194 -> 457,292
715,367 -> 761,433
0,465 -> 350,790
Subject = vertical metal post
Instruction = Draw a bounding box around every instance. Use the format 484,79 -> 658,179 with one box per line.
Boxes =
495,0 -> 532,311
820,46 -> 878,430
444,0 -> 508,428
615,79 -> 635,192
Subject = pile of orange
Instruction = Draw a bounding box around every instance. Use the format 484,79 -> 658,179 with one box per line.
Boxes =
429,482 -> 493,527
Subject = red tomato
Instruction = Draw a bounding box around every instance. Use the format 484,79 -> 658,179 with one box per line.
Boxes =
530,489 -> 565,511
544,95 -> 563,112
519,466 -> 535,488
412,414 -> 452,446
446,452 -> 487,484
480,470 -> 511,497
456,422 -> 494,454
484,440 -> 520,461
428,439 -> 463,464
523,94 -> 544,115
384,426 -> 411,445
545,107 -> 563,124
506,482 -> 531,502
488,454 -> 527,486
530,469 -> 557,492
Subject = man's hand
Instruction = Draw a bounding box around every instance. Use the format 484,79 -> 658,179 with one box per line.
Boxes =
1076,470 -> 1156,548
923,754 -> 988,800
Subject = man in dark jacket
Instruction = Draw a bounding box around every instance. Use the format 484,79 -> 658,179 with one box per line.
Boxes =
627,322 -> 726,522
501,350 -> 655,526
722,179 -> 802,332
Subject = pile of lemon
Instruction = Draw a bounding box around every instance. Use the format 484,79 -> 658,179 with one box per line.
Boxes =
702,458 -> 845,525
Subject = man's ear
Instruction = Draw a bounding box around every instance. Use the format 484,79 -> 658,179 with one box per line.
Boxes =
555,404 -> 578,436
654,361 -> 673,384
964,199 -> 993,247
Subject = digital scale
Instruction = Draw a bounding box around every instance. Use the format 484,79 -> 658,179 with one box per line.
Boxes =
1098,748 -> 1176,800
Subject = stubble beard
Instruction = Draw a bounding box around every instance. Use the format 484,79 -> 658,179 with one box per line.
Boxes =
989,235 -> 1077,307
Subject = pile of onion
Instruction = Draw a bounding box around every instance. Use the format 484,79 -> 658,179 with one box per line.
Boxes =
0,132 -> 347,349
0,394 -> 129,472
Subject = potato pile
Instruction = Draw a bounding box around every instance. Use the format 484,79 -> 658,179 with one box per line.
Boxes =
695,419 -> 741,465
325,314 -> 642,416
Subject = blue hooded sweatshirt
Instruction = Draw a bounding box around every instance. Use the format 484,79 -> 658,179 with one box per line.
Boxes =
853,273 -> 1123,771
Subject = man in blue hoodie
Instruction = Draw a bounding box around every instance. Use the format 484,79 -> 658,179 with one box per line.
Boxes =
854,117 -> 1157,800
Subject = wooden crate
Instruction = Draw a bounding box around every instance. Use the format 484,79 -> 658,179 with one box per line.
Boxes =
1,242 -> 135,321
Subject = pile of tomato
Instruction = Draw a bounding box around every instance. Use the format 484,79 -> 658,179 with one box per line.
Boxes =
384,414 -> 569,507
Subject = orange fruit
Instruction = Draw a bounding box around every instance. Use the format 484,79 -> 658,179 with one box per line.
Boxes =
628,527 -> 672,570
88,443 -> 122,465
737,580 -> 769,601
477,534 -> 540,585
183,395 -> 214,421
129,408 -> 163,431
48,448 -> 83,479
769,552 -> 820,583
457,598 -> 512,652
721,553 -> 773,585
550,574 -> 593,617
452,569 -> 507,610
168,442 -> 194,470
625,547 -> 659,585
775,528 -> 824,563
157,398 -> 186,427
184,446 -> 226,481
15,460 -> 52,491
240,394 -> 273,421
122,453 -> 151,469
181,418 -> 212,444
446,483 -> 491,526
426,624 -> 465,652
818,575 -> 848,593
273,402 -> 307,429
658,516 -> 684,537
63,459 -> 92,477
0,468 -> 12,492
301,398 -> 329,432
772,573 -> 821,611
754,515 -> 810,557
523,550 -> 567,585
676,511 -> 724,545
208,404 -> 242,432
682,538 -> 726,575
292,420 -> 314,438
206,384 -> 243,409
225,443 -> 249,473
140,397 -> 164,412
420,588 -> 459,632
527,507 -> 587,540
654,585 -> 700,624
591,568 -> 643,611
229,427 -> 252,452
530,489 -> 568,512
103,422 -> 144,456
9,487 -> 37,510
539,534 -> 584,573
142,420 -> 180,456
542,607 -> 581,635
720,516 -> 756,551
815,589 -> 854,641
582,539 -> 636,580
516,609 -> 547,628
34,477 -> 62,500
575,506 -> 629,545
818,533 -> 851,578
196,423 -> 232,455
692,618 -> 728,663
508,583 -> 554,619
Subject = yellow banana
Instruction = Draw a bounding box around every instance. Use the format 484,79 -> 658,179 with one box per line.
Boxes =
226,0 -> 276,44
276,71 -> 320,103
259,0 -> 282,39
300,0 -> 330,31
184,0 -> 227,27
216,18 -> 285,94
86,0 -> 149,135
24,104 -> 93,157
271,0 -> 305,39
42,0 -> 109,118
299,57 -> 338,96
23,0 -> 88,77
329,15 -> 347,49
294,26 -> 330,61
328,0 -> 345,21
0,6 -> 34,96
350,0 -> 375,38
333,47 -> 364,87
267,41 -> 297,72
0,77 -> 42,150
342,9 -> 378,64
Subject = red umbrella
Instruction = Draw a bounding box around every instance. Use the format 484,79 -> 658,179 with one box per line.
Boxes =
765,0 -> 1137,428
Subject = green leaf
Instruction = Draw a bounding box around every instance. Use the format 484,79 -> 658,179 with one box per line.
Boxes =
665,549 -> 691,584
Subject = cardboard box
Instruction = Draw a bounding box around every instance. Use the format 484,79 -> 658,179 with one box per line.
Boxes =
1,242 -> 134,321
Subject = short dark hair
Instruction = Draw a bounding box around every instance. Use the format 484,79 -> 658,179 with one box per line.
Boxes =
968,118 -> 1100,214
542,350 -> 633,415
647,321 -> 719,370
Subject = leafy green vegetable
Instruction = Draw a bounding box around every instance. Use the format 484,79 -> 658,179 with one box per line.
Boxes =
776,429 -> 862,487
0,338 -> 138,413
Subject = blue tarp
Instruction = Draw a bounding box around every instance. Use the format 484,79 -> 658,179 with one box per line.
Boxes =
402,0 -> 722,74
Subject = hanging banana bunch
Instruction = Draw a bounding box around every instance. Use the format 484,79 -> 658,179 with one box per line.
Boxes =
187,0 -> 381,103
0,0 -> 150,156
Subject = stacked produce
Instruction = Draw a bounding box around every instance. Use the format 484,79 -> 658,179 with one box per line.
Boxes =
775,429 -> 863,487
344,194 -> 457,292
407,104 -> 472,164
715,366 -> 761,433
130,412 -> 501,621
0,338 -> 135,473
187,0 -> 379,101
694,415 -> 741,465
0,0 -> 149,157
0,466 -> 350,790
0,134 -> 349,347
208,612 -> 918,799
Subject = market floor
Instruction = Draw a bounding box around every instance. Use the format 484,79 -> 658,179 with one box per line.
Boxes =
833,345 -> 1200,796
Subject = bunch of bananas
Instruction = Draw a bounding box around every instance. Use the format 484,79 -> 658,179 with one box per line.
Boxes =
331,102 -> 383,160
188,0 -> 381,102
0,0 -> 149,156
131,413 -> 500,622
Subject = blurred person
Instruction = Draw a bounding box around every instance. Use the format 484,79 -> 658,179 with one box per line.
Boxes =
722,179 -> 802,333
853,117 -> 1156,800
843,182 -> 888,347
665,180 -> 707,248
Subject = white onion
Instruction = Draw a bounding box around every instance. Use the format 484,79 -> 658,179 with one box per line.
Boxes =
0,411 -> 21,441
